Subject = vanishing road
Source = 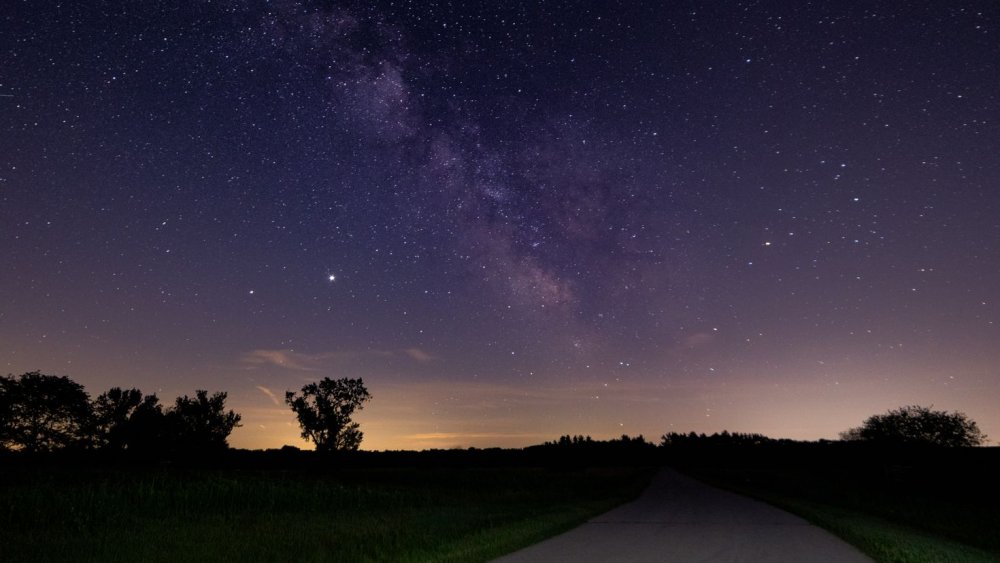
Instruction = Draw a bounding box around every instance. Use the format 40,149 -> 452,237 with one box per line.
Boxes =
494,468 -> 872,562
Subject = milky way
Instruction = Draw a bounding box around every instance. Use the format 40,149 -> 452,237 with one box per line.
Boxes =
2,2 -> 998,449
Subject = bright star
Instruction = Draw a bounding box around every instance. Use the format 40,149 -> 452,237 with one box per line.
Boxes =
328,274 -> 336,282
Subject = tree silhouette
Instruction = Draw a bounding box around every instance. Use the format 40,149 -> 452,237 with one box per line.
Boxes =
0,372 -> 94,452
841,405 -> 986,447
93,387 -> 165,451
286,377 -> 371,452
166,390 -> 241,451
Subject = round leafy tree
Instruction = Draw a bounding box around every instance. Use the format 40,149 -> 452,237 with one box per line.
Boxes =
841,405 -> 986,447
0,371 -> 94,452
285,377 -> 371,451
166,390 -> 242,451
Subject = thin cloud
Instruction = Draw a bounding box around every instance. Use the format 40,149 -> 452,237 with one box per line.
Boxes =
242,349 -> 316,371
242,347 -> 437,371
255,385 -> 282,406
403,347 -> 435,362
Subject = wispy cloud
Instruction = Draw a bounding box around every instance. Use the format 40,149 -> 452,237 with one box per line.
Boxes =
241,347 -> 439,371
255,385 -> 282,406
403,347 -> 435,362
241,349 -> 323,371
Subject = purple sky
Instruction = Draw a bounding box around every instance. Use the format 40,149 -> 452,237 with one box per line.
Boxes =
3,1 -> 998,449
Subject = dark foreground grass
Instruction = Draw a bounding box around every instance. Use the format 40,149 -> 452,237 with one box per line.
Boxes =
769,496 -> 998,563
0,465 -> 653,563
700,479 -> 1000,563
674,445 -> 1000,563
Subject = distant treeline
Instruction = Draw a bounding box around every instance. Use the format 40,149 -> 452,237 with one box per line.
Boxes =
661,430 -> 783,447
0,371 -> 374,456
0,371 -> 241,454
1,371 -> 987,459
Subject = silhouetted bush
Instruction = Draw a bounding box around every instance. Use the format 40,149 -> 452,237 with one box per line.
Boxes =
165,390 -> 242,452
93,387 -> 166,451
841,405 -> 986,447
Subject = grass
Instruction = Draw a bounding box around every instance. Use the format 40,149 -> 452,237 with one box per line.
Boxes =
0,465 -> 654,562
673,445 -> 1000,563
706,481 -> 1000,563
781,498 -> 999,563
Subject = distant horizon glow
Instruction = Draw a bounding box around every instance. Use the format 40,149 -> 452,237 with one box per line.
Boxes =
3,2 -> 998,451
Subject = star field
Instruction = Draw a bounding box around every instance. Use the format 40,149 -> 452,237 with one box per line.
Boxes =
2,2 -> 999,449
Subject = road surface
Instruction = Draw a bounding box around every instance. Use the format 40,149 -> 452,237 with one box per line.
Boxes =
494,468 -> 872,562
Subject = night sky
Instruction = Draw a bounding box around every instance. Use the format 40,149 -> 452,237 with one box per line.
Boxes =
3,2 -> 998,450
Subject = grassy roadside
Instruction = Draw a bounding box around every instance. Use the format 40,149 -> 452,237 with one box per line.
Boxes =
0,466 -> 654,562
671,444 -> 1000,563
703,479 -> 1000,563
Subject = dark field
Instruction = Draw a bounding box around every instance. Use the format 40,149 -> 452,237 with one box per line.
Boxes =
0,453 -> 654,563
4,444 -> 999,563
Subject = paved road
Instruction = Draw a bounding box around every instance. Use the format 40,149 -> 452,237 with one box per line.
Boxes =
494,468 -> 872,562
